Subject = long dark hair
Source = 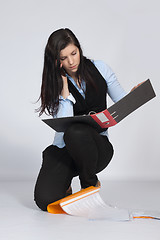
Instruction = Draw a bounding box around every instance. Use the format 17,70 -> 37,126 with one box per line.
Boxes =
37,28 -> 94,116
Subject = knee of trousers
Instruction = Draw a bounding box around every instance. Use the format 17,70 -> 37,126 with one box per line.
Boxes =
64,123 -> 92,143
41,145 -> 61,168
34,196 -> 48,211
34,190 -> 61,212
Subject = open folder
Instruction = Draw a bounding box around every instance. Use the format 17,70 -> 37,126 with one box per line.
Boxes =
42,79 -> 156,132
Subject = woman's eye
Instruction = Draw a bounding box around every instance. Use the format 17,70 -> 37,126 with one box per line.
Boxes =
72,52 -> 76,55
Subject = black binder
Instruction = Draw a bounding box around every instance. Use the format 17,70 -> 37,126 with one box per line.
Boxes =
42,79 -> 156,132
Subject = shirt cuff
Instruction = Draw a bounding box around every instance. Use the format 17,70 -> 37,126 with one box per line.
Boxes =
59,93 -> 76,104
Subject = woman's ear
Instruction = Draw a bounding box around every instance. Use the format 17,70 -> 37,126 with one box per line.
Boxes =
56,59 -> 63,68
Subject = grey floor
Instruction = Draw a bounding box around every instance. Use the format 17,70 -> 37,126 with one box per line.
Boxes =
1,179 -> 160,240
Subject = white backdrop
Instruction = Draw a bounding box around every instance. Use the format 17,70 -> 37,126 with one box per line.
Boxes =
0,0 -> 159,181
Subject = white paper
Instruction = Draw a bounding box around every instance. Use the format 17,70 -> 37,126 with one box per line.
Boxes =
60,190 -> 130,221
96,112 -> 109,123
56,187 -> 160,221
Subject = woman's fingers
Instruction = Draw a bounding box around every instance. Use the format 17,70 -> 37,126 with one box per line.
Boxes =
130,81 -> 145,92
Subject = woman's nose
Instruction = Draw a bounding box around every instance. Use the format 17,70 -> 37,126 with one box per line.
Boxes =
68,57 -> 74,65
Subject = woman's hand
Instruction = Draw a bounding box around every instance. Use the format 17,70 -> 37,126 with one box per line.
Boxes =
60,64 -> 70,99
130,81 -> 145,92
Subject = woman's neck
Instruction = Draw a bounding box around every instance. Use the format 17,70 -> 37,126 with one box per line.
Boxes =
69,73 -> 81,88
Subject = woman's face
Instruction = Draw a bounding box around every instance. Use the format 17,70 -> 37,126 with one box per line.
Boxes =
59,43 -> 80,77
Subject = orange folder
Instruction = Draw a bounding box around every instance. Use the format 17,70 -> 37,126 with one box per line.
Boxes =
47,186 -> 100,214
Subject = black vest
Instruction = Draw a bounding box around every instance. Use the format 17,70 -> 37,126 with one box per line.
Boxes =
68,59 -> 107,116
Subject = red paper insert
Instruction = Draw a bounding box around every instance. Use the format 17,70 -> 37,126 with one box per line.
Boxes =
91,109 -> 117,128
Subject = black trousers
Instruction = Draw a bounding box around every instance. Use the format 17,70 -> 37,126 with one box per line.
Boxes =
34,123 -> 114,211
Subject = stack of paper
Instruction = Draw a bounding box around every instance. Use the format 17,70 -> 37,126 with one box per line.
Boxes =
47,187 -> 130,221
47,186 -> 160,221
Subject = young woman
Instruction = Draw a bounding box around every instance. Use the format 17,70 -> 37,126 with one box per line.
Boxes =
34,28 -> 128,211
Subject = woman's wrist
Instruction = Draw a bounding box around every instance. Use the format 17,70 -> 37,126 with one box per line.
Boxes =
61,87 -> 70,99
61,76 -> 70,99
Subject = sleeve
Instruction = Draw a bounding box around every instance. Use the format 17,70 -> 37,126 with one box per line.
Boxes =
53,93 -> 76,118
93,60 -> 127,103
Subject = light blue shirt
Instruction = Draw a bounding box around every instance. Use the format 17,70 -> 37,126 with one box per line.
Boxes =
53,60 -> 127,148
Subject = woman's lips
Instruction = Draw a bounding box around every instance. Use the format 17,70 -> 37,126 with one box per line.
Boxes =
70,65 -> 77,69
